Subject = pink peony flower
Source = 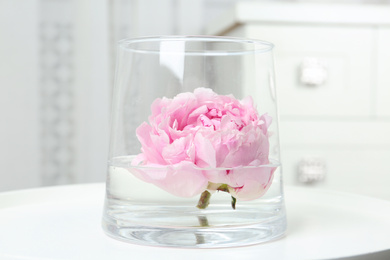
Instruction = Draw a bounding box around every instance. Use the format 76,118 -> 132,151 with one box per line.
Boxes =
130,88 -> 276,201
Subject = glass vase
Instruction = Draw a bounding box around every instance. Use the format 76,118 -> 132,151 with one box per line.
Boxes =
102,36 -> 286,248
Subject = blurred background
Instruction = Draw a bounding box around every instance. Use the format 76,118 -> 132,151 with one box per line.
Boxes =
1,0 -> 390,200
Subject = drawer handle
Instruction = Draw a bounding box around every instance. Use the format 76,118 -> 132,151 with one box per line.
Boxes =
300,57 -> 328,87
297,157 -> 326,184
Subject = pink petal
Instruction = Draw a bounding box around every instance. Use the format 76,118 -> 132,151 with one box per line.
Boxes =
226,166 -> 276,201
188,105 -> 208,119
128,161 -> 208,198
221,126 -> 269,167
194,132 -> 216,168
161,136 -> 193,164
259,113 -> 272,135
197,114 -> 213,127
194,87 -> 216,102
203,169 -> 230,184
136,123 -> 166,164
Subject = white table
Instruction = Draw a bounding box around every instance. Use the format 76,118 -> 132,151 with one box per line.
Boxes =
0,183 -> 389,260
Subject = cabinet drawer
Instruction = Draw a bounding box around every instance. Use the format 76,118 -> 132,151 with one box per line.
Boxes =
240,24 -> 373,117
377,28 -> 390,117
282,148 -> 390,200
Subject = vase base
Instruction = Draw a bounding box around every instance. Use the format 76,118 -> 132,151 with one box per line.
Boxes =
102,218 -> 286,248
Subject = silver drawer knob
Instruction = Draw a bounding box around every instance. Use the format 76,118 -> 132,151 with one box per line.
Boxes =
300,57 -> 328,86
297,157 -> 326,184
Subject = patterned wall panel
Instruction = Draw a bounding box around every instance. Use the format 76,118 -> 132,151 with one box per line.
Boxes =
37,0 -> 233,186
40,0 -> 75,185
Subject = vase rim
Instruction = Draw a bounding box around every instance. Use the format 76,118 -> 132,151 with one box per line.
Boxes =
118,35 -> 274,56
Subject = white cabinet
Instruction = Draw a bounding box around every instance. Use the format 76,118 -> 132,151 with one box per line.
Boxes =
246,24 -> 373,117
377,28 -> 390,117
207,2 -> 390,200
280,120 -> 390,199
282,148 -> 390,199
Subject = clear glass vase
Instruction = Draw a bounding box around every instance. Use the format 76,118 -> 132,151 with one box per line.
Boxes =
102,36 -> 286,248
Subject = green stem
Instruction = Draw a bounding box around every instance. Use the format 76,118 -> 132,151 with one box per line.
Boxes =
196,184 -> 237,211
217,184 -> 237,210
196,190 -> 211,209
216,183 -> 229,193
197,215 -> 209,227
231,196 -> 237,210
196,215 -> 208,244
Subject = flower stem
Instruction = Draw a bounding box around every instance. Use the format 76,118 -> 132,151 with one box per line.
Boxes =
196,184 -> 237,211
197,215 -> 209,227
231,196 -> 236,210
196,190 -> 211,209
217,184 -> 237,210
196,216 -> 208,243
216,184 -> 229,193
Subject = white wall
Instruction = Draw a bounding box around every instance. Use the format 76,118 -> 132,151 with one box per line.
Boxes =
0,0 -> 40,190
73,0 -> 110,183
0,0 -> 111,191
0,0 -> 214,191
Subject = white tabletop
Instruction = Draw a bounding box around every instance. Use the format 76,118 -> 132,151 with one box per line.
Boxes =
0,183 -> 389,260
